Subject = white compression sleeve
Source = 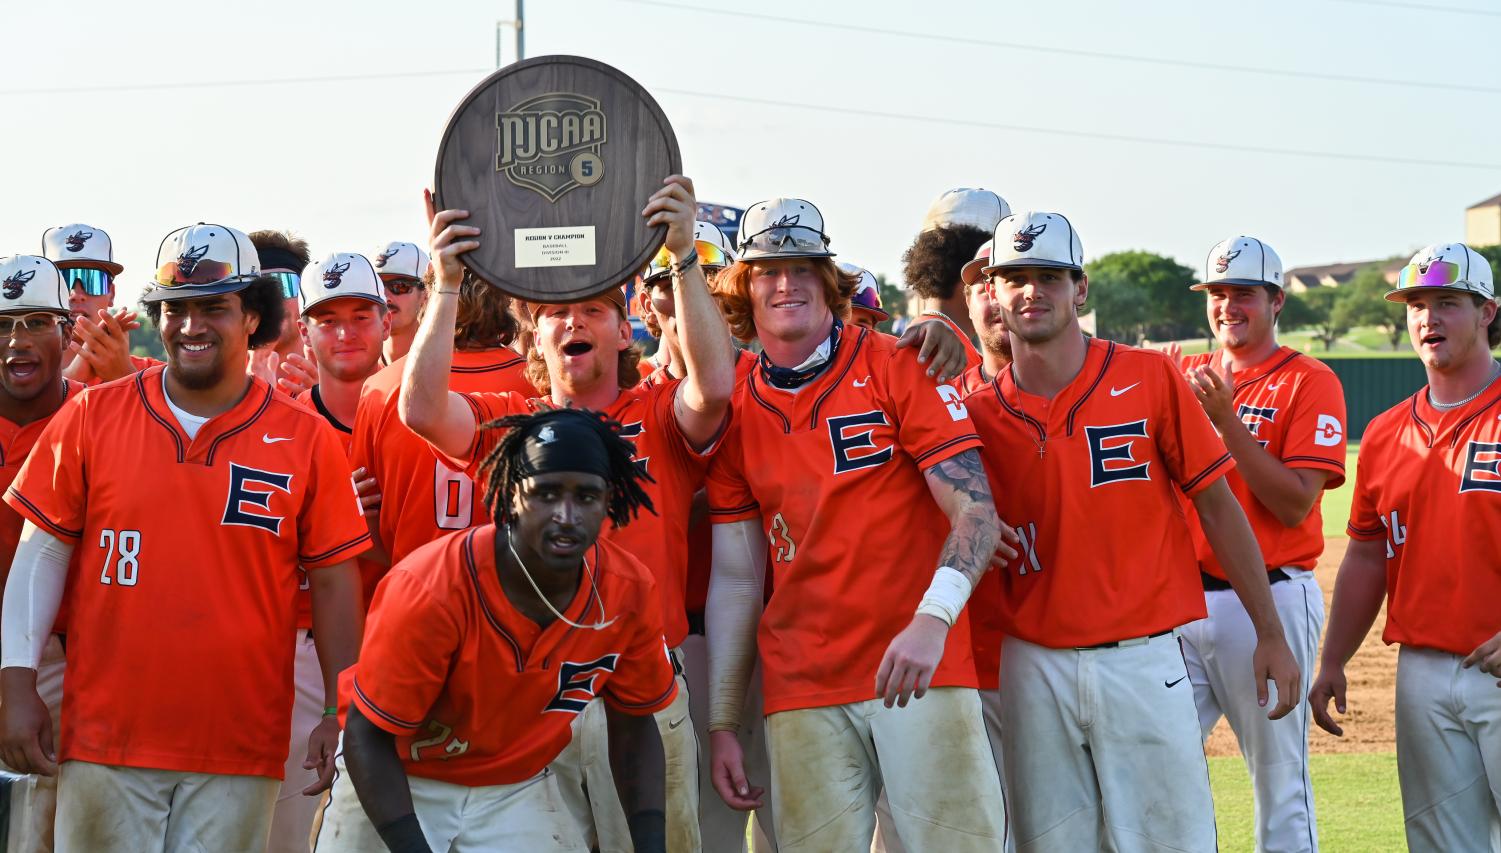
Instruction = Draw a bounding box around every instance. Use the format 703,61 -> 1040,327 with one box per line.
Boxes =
706,519 -> 768,732
1,521 -> 73,670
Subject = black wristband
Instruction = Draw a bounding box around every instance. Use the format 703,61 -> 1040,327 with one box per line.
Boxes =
627,809 -> 667,853
375,813 -> 433,853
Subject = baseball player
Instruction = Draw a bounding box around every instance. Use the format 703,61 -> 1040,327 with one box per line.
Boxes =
704,197 -> 1013,851
902,187 -> 1010,365
348,213 -> 537,569
0,223 -> 369,851
956,239 -> 1010,395
41,223 -> 154,386
0,256 -> 77,853
1310,243 -> 1501,851
248,229 -> 317,392
371,241 -> 430,363
314,408 -> 676,853
841,263 -> 889,331
964,211 -> 1301,852
402,176 -> 735,853
1178,236 -> 1347,852
259,251 -> 392,853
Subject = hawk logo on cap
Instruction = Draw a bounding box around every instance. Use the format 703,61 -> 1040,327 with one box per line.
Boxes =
1215,249 -> 1242,274
65,230 -> 94,253
2,270 -> 35,300
322,262 -> 351,289
1417,253 -> 1441,275
375,247 -> 399,268
1013,223 -> 1047,252
176,245 -> 211,278
772,214 -> 802,227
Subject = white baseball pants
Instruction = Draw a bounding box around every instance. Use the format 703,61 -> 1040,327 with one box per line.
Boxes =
1395,645 -> 1501,853
1180,570 -> 1324,852
1000,632 -> 1217,852
55,760 -> 278,853
766,687 -> 1006,853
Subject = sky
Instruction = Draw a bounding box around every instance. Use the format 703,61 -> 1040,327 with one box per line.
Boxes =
4,0 -> 1500,306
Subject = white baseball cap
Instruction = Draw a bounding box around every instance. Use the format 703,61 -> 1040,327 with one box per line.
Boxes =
921,188 -> 1011,233
838,262 -> 888,320
0,256 -> 69,314
42,223 -> 123,275
983,212 -> 1084,274
1388,243 -> 1495,303
960,239 -> 995,286
300,253 -> 386,315
644,220 -> 739,282
736,198 -> 834,261
142,223 -> 262,303
372,241 -> 430,281
1193,236 -> 1284,290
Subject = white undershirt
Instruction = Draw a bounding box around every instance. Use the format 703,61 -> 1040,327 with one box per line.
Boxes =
162,372 -> 210,439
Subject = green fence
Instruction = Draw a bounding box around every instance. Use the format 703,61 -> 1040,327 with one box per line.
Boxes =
1316,357 -> 1426,440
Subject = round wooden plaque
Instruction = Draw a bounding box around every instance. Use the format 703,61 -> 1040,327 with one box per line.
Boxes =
434,55 -> 682,303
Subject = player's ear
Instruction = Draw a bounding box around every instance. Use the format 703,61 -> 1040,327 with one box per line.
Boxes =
1074,273 -> 1090,308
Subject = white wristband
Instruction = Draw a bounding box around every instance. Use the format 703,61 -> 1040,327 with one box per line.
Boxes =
915,566 -> 974,627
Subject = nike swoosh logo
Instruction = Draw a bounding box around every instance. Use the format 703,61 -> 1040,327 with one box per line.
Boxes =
1165,676 -> 1186,689
1265,383 -> 1283,391
262,434 -> 293,444
667,716 -> 688,730
853,377 -> 870,388
1109,382 -> 1139,397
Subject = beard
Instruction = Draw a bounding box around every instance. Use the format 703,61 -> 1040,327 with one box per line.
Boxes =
167,352 -> 225,390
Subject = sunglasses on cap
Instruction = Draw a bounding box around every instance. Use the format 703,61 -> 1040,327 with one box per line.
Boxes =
264,272 -> 301,300
644,239 -> 733,283
0,312 -> 67,337
1395,259 -> 1470,292
739,225 -> 829,257
153,258 -> 237,289
61,267 -> 112,297
381,275 -> 425,296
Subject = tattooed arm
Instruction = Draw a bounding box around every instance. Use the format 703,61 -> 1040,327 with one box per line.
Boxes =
605,703 -> 667,853
874,449 -> 1018,708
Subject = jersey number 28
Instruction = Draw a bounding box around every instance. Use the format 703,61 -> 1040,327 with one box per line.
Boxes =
98,528 -> 142,586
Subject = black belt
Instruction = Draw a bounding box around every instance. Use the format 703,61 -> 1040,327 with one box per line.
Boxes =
1201,568 -> 1292,592
686,610 -> 705,637
1076,629 -> 1173,651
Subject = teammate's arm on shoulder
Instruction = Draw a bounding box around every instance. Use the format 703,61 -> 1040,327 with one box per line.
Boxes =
397,386 -> 479,464
921,449 -> 1016,587
893,316 -> 966,384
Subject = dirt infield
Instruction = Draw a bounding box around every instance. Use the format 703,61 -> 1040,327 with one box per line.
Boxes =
1205,537 -> 1398,757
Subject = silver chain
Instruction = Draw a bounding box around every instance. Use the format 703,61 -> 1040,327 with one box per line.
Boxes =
1428,360 -> 1501,410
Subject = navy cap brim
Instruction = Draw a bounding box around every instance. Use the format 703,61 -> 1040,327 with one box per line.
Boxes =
1191,277 -> 1280,291
301,292 -> 387,316
1384,283 -> 1495,304
981,258 -> 1082,274
140,275 -> 261,303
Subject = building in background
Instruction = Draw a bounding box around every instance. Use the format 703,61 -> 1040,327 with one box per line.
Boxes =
1466,192 -> 1501,248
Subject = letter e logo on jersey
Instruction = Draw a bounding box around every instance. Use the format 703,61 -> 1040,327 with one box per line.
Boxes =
1313,413 -> 1343,447
1085,420 -> 1152,487
827,411 -> 893,474
222,463 -> 294,535
545,654 -> 621,714
1235,404 -> 1277,439
1460,441 -> 1501,493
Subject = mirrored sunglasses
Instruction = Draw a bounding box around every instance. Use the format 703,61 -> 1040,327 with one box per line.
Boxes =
154,258 -> 236,289
644,239 -> 733,282
738,225 -> 828,257
381,276 -> 424,296
269,272 -> 301,300
0,312 -> 66,337
1396,260 -> 1464,291
61,267 -> 112,297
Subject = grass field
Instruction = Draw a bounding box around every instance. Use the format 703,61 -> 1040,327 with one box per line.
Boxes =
1210,753 -> 1406,851
1320,444 -> 1360,539
1174,327 -> 1416,359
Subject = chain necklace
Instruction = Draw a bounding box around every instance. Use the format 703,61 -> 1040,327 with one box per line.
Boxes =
1007,365 -> 1049,458
1428,360 -> 1501,410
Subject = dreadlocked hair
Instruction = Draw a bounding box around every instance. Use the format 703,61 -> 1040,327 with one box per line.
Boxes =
477,409 -> 655,530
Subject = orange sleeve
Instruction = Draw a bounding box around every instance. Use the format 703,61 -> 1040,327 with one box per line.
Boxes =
886,349 -> 983,471
4,396 -> 89,540
1346,442 -> 1386,540
297,425 -> 373,567
706,422 -> 758,523
600,560 -> 679,715
1155,355 -> 1234,497
1278,369 -> 1348,488
348,383 -> 382,477
455,392 -> 530,479
349,566 -> 461,735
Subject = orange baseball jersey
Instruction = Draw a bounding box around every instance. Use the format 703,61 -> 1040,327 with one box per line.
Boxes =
0,380 -> 78,576
707,324 -> 983,714
1347,382 -> 1501,655
965,339 -> 1233,648
349,349 -> 536,566
296,384 -> 386,611
1182,348 -> 1347,579
922,310 -> 982,372
5,367 -> 369,777
450,379 -> 711,649
345,524 -> 677,787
